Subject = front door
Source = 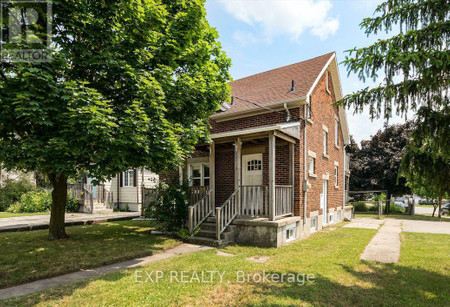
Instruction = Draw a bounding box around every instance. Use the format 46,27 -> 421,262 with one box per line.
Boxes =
321,180 -> 328,224
242,154 -> 263,215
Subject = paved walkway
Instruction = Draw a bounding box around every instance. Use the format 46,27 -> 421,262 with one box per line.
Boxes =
0,243 -> 211,299
360,219 -> 402,263
347,217 -> 450,263
0,212 -> 140,232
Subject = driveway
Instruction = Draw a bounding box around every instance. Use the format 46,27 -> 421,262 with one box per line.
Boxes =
414,206 -> 434,215
0,212 -> 140,232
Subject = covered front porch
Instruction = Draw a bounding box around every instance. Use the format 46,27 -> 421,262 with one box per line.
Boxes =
187,123 -> 301,245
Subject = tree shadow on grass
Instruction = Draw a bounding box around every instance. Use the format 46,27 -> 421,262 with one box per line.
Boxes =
244,262 -> 449,306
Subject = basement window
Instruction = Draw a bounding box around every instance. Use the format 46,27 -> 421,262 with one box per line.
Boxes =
286,223 -> 296,242
329,213 -> 334,224
311,217 -> 318,232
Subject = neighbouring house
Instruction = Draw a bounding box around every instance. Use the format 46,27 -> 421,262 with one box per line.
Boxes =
174,52 -> 352,247
74,169 -> 158,214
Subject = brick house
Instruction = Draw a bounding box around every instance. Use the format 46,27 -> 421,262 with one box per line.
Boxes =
179,52 -> 351,247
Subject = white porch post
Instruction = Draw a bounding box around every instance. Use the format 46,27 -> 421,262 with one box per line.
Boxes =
209,141 -> 215,210
269,132 -> 276,221
235,137 -> 241,216
289,142 -> 295,215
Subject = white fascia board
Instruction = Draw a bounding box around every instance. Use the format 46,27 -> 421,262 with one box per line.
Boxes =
211,96 -> 307,120
210,122 -> 300,140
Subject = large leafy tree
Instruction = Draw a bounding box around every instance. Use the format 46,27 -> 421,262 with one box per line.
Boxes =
0,0 -> 231,239
341,0 -> 449,205
348,123 -> 412,210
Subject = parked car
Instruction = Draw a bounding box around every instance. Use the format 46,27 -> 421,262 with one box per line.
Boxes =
394,201 -> 406,208
440,203 -> 450,216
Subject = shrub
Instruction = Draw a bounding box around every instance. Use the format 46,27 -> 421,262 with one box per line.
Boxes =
7,190 -> 52,213
65,192 -> 80,212
353,201 -> 369,212
0,178 -> 35,211
389,202 -> 406,214
145,181 -> 191,235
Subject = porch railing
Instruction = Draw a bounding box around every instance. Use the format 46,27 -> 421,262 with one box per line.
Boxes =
216,189 -> 239,240
190,186 -> 209,204
275,185 -> 293,217
188,189 -> 213,234
67,183 -> 113,213
240,185 -> 269,217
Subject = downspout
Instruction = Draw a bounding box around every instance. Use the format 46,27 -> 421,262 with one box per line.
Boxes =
303,103 -> 308,225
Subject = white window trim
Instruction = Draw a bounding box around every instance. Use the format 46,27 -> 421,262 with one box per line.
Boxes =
326,71 -> 331,94
335,119 -> 339,147
308,156 -> 316,177
334,166 -> 339,188
310,216 -> 318,232
188,163 -> 210,187
122,170 -> 135,187
285,223 -> 296,242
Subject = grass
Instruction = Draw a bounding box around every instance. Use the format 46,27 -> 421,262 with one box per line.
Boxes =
0,220 -> 180,289
3,225 -> 449,306
0,212 -> 50,218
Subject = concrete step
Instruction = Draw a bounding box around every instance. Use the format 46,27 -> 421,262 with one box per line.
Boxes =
186,236 -> 232,247
198,222 -> 216,231
206,216 -> 217,223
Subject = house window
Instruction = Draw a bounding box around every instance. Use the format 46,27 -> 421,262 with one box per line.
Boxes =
323,131 -> 328,155
188,163 -> 210,187
335,166 -> 338,187
335,120 -> 339,146
309,157 -> 315,175
247,159 -> 262,171
122,169 -> 135,187
311,217 -> 318,232
306,104 -> 311,119
326,71 -> 330,93
286,223 -> 296,242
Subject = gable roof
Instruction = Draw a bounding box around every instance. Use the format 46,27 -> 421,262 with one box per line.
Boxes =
224,52 -> 335,112
214,51 -> 350,145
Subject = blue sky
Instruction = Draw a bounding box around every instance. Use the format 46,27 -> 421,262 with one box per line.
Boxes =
205,0 -> 410,145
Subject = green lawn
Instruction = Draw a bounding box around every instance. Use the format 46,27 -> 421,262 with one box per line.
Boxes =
0,221 -> 180,289
3,225 -> 449,306
0,212 -> 50,218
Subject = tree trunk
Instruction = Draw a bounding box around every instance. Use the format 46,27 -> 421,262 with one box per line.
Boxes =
48,173 -> 68,240
438,198 -> 442,218
432,198 -> 437,217
385,192 -> 391,215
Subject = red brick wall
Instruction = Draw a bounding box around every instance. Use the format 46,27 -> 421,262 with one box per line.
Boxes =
211,108 -> 301,133
304,70 -> 344,217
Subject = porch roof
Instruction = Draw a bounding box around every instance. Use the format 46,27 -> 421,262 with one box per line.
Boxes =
210,122 -> 300,143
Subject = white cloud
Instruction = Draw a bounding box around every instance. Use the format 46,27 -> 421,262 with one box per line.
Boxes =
233,30 -> 260,46
218,0 -> 339,42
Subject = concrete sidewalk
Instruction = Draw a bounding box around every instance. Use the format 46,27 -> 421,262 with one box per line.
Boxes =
0,243 -> 211,299
0,212 -> 140,232
360,219 -> 402,263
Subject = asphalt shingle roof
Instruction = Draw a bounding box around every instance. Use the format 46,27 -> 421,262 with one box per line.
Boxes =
226,52 -> 335,112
